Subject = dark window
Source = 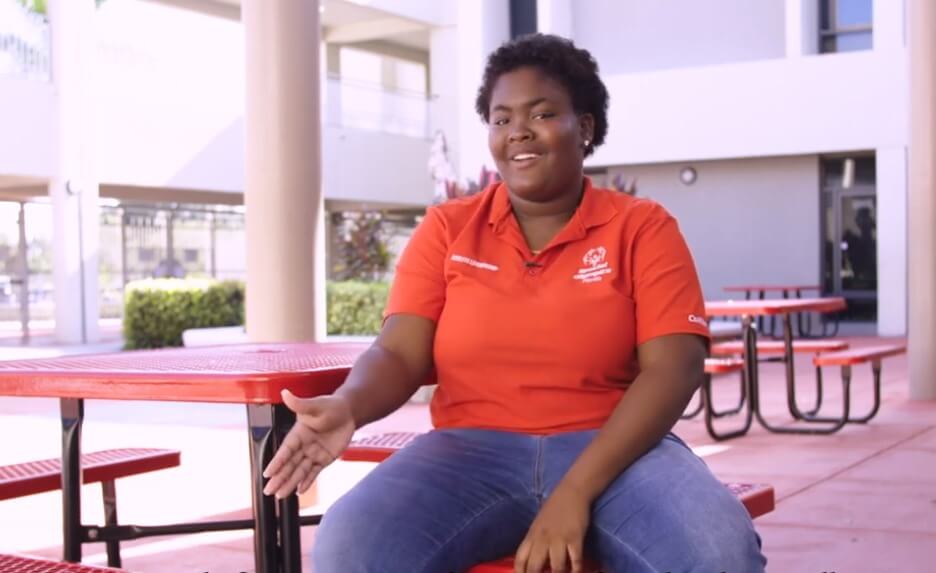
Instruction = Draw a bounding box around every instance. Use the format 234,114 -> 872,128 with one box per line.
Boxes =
821,156 -> 876,188
820,0 -> 873,53
509,0 -> 537,39
183,248 -> 199,263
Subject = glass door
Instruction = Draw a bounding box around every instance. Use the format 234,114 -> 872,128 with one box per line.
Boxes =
821,156 -> 877,321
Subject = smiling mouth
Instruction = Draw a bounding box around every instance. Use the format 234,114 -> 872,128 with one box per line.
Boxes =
510,153 -> 543,163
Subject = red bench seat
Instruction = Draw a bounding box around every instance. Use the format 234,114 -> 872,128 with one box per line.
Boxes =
0,448 -> 180,501
711,339 -> 848,356
813,344 -> 907,366
0,554 -> 125,572
704,357 -> 745,374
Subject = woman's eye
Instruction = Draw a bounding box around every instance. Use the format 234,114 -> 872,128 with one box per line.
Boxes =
493,118 -> 509,126
533,112 -> 554,120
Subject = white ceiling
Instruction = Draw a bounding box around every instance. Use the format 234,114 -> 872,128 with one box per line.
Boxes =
157,0 -> 431,49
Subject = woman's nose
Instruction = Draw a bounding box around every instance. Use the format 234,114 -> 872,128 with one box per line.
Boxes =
508,125 -> 533,143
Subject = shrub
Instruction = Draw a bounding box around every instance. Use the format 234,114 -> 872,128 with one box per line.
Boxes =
122,279 -> 388,348
122,279 -> 244,349
326,281 -> 389,335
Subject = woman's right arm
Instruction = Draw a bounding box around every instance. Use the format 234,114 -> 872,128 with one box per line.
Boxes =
264,206 -> 447,498
334,313 -> 436,428
262,313 -> 435,498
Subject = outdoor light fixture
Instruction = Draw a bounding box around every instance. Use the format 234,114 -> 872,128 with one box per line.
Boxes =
842,157 -> 855,189
679,166 -> 697,185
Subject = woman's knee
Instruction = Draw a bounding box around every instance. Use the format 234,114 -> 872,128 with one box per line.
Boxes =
311,498 -> 375,573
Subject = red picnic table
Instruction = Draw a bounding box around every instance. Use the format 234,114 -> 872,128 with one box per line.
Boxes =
721,284 -> 838,338
0,342 -> 367,573
703,297 -> 847,439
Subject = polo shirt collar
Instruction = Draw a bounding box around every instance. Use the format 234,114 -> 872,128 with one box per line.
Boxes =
488,177 -> 619,237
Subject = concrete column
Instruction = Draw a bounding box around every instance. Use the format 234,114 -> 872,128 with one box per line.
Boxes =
876,147 -> 908,336
429,0 -> 509,186
785,0 -> 819,57
325,42 -> 341,76
48,0 -> 100,344
536,0 -> 573,38
908,0 -> 936,399
243,0 -> 324,342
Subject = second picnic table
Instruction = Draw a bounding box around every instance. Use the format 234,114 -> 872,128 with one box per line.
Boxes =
704,297 -> 847,439
722,284 -> 839,338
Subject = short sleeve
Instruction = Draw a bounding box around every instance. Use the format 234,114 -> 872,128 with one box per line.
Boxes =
384,207 -> 448,322
632,205 -> 710,345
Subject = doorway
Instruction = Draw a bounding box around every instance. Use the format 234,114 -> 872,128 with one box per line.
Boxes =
820,156 -> 877,321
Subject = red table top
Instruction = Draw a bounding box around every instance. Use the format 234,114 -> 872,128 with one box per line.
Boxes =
0,342 -> 368,404
705,297 -> 846,317
722,285 -> 821,293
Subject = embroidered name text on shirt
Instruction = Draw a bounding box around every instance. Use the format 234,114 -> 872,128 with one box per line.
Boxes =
451,254 -> 499,272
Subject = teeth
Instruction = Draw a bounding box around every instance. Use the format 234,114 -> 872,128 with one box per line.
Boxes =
512,153 -> 539,161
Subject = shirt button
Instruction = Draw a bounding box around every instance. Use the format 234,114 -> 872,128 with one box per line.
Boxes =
528,268 -> 538,276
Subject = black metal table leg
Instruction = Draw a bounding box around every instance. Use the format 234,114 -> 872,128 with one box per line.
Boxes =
805,361 -> 882,424
274,404 -> 301,572
61,398 -> 84,563
752,314 -> 850,434
101,480 -> 121,567
247,404 -> 280,573
704,315 -> 756,440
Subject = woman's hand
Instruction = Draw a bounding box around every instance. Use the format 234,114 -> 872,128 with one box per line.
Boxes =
262,389 -> 355,499
514,485 -> 592,573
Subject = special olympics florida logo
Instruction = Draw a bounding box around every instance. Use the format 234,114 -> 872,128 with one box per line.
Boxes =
582,247 -> 607,268
574,246 -> 612,284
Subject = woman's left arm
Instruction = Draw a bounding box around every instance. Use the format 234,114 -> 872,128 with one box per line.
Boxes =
514,333 -> 707,573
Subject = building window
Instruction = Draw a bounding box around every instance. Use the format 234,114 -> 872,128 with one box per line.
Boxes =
509,0 -> 537,39
820,0 -> 873,53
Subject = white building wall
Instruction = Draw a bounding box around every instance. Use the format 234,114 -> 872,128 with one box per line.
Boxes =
609,156 -> 821,301
589,50 -> 908,168
0,78 -> 56,179
89,0 -> 432,206
573,0 -> 786,75
877,147 -> 908,336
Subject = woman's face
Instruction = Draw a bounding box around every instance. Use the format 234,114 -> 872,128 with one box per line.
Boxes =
487,66 -> 593,202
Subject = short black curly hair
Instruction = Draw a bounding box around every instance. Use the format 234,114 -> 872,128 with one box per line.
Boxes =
475,34 -> 609,157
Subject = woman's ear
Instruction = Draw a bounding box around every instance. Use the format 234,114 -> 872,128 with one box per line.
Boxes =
579,113 -> 595,148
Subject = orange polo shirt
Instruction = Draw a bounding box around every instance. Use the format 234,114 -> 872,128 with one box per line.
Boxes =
385,178 -> 709,433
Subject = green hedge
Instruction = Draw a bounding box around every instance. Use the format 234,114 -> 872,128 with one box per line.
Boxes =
326,281 -> 389,335
123,279 -> 245,349
122,279 -> 388,349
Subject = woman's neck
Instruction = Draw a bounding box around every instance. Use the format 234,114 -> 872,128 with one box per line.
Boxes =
508,179 -> 585,224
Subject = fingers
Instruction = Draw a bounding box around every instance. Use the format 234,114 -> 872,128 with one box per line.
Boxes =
296,473 -> 317,495
548,543 -> 569,573
262,428 -> 301,481
513,538 -> 531,573
568,542 -> 584,573
525,542 -> 548,573
281,389 -> 323,415
272,456 -> 320,499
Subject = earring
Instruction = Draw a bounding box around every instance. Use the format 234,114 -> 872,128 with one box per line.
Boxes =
583,139 -> 590,148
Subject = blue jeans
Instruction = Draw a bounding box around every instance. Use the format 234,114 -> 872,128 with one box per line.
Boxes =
313,429 -> 765,572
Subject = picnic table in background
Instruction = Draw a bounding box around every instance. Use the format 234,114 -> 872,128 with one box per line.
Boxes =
703,297 -> 848,439
722,284 -> 839,338
0,342 -> 367,573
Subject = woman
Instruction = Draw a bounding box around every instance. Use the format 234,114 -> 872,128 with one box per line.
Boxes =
263,34 -> 765,573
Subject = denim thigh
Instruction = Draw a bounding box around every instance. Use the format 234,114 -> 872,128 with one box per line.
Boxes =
541,432 -> 766,573
312,428 -> 540,573
314,429 -> 765,573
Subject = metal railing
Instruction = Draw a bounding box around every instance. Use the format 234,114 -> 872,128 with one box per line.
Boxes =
0,0 -> 50,81
323,74 -> 434,139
